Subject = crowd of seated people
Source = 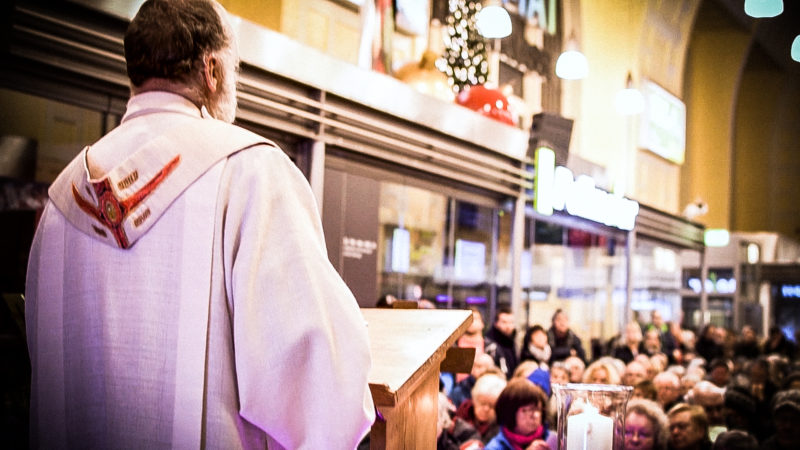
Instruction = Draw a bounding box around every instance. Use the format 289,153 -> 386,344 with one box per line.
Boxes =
437,307 -> 800,450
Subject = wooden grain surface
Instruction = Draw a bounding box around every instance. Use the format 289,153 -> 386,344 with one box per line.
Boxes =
362,308 -> 472,407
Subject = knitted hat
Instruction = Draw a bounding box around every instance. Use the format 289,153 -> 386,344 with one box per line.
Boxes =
528,368 -> 551,397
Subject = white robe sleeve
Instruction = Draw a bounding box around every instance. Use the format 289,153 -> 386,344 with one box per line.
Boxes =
219,146 -> 375,449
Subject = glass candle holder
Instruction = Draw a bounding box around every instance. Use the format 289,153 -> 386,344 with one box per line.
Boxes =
552,383 -> 633,450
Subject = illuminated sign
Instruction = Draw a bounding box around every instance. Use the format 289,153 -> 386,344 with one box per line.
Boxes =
782,285 -> 800,298
687,277 -> 737,294
342,236 -> 377,259
533,147 -> 555,216
704,229 -> 730,247
551,166 -> 639,230
639,80 -> 686,164
454,239 -> 486,282
390,228 -> 410,273
533,155 -> 639,230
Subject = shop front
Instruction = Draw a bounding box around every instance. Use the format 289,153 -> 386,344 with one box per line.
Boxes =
521,156 -> 705,351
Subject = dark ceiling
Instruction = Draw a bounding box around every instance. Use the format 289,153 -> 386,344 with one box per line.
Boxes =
715,0 -> 800,74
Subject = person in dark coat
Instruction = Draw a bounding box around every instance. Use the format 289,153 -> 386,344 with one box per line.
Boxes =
759,389 -> 800,450
747,356 -> 779,441
484,307 -> 519,379
547,309 -> 586,365
437,392 -> 482,450
612,321 -> 646,364
763,326 -> 796,358
695,324 -> 724,364
732,325 -> 760,360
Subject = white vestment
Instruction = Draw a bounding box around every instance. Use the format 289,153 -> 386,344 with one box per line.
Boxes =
25,92 -> 375,449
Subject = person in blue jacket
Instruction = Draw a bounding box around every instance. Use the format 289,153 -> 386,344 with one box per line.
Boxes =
484,378 -> 556,450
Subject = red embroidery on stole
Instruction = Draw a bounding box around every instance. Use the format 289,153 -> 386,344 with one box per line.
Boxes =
72,155 -> 181,248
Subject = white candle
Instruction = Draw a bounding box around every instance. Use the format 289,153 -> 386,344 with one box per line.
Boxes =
566,405 -> 613,450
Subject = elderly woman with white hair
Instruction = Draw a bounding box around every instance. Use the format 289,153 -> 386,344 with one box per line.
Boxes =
454,372 -> 508,444
625,398 -> 670,450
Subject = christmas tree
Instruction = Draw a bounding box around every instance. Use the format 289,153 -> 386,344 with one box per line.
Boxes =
437,0 -> 489,93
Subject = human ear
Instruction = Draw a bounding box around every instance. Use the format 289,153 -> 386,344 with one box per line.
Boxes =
203,54 -> 220,93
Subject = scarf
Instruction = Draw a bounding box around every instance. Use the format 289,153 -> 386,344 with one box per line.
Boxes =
502,425 -> 544,450
527,343 -> 552,364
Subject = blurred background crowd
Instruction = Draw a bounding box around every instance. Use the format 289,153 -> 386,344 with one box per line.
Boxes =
433,306 -> 800,450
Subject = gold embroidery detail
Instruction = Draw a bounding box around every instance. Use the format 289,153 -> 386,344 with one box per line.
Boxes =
103,199 -> 120,223
133,208 -> 151,227
118,170 -> 139,190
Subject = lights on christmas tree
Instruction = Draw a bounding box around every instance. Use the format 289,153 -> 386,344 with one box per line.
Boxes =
437,0 -> 489,93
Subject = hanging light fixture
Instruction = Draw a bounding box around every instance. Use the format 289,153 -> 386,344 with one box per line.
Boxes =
614,72 -> 644,115
556,45 -> 588,80
792,35 -> 800,62
744,0 -> 783,18
556,30 -> 588,80
476,0 -> 512,39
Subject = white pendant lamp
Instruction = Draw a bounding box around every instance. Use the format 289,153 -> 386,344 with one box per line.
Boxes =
744,0 -> 783,18
555,36 -> 588,80
556,50 -> 588,80
792,35 -> 800,62
614,72 -> 644,115
476,1 -> 512,39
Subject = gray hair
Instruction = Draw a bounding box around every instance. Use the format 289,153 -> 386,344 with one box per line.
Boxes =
124,0 -> 231,87
627,398 -> 670,450
653,370 -> 680,388
471,373 -> 507,399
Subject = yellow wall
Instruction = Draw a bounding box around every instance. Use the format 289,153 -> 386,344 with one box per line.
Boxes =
222,0 -> 363,65
732,60 -> 781,231
682,23 -> 750,230
732,60 -> 800,236
219,0 -> 281,31
577,0 -> 645,194
278,0 -> 362,65
575,0 -> 698,214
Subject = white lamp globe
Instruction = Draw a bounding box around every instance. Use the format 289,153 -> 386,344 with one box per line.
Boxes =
555,50 -> 589,80
476,5 -> 512,39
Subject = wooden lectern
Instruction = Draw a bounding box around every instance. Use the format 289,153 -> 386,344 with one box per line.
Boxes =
362,308 -> 474,450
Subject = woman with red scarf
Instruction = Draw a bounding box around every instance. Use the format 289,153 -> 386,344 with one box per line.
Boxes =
484,378 -> 555,450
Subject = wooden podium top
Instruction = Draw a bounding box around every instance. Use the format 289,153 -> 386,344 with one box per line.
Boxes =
361,308 -> 472,407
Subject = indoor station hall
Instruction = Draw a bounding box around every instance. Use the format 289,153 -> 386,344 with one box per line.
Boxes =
1,0 -> 799,449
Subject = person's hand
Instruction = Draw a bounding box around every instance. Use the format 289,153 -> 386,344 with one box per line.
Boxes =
526,439 -> 550,450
